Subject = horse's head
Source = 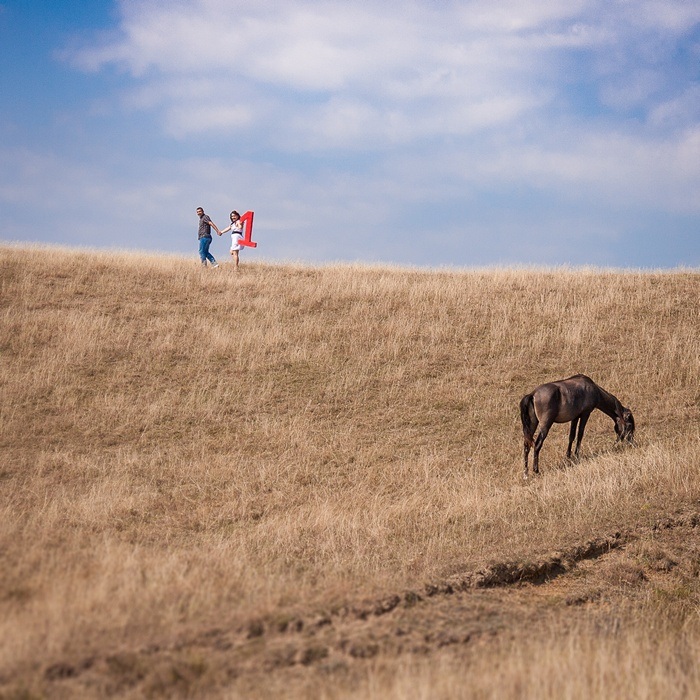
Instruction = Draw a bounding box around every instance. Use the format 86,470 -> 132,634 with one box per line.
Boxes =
615,408 -> 635,444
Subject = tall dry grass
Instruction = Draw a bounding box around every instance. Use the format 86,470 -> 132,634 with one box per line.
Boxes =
0,244 -> 699,694
331,617 -> 700,700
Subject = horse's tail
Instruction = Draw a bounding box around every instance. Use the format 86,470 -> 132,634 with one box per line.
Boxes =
520,393 -> 537,446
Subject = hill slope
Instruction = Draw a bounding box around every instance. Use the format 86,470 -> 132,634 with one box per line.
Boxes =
1,246 -> 699,698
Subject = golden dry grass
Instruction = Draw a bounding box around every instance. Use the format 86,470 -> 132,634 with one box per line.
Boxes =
0,244 -> 698,698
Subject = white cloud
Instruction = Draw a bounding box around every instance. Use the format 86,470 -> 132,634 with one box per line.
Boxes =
69,0 -> 569,145
649,86 -> 700,129
68,0 -> 700,152
63,1 -> 700,204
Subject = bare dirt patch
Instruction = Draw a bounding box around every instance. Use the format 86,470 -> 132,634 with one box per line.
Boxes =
18,509 -> 698,698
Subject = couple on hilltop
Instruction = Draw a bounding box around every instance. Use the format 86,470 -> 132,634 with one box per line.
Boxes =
196,206 -> 245,269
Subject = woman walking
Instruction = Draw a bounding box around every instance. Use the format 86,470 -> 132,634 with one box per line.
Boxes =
220,210 -> 244,270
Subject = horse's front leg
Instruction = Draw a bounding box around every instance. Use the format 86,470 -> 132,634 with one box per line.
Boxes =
574,411 -> 592,459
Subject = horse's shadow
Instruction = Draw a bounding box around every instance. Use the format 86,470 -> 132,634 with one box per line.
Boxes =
549,442 -> 635,472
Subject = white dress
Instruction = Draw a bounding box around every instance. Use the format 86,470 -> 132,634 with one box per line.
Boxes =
231,222 -> 244,251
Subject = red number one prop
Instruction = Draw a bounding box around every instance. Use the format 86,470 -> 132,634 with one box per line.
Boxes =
238,210 -> 257,248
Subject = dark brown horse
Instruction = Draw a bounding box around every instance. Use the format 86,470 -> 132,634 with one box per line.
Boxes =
520,374 -> 635,479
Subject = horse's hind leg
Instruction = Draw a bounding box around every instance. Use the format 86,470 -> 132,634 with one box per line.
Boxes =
532,421 -> 552,475
521,398 -> 538,480
566,418 -> 579,461
523,438 -> 532,479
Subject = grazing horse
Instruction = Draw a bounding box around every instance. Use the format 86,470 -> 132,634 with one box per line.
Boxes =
520,374 -> 635,479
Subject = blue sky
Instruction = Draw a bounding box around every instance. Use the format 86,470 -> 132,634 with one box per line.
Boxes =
1,0 -> 699,268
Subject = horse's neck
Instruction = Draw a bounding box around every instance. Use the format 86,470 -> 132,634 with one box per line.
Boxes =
596,387 -> 622,420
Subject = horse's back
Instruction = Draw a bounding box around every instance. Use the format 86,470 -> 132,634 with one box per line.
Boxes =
531,375 -> 598,424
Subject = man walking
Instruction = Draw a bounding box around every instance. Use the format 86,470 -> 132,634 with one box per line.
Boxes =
196,206 -> 221,267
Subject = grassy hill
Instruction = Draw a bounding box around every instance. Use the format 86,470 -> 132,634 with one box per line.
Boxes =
1,245 -> 699,698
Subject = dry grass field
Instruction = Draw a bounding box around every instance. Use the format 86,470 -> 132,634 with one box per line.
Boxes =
1,244 -> 699,699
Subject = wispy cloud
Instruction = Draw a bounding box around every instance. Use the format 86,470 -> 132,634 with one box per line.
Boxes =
68,1 -> 700,148
67,1 -> 599,143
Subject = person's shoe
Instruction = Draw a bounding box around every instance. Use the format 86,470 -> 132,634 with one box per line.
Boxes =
211,263 -> 219,268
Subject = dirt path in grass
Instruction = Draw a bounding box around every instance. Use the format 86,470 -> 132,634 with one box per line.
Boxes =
23,510 -> 700,698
